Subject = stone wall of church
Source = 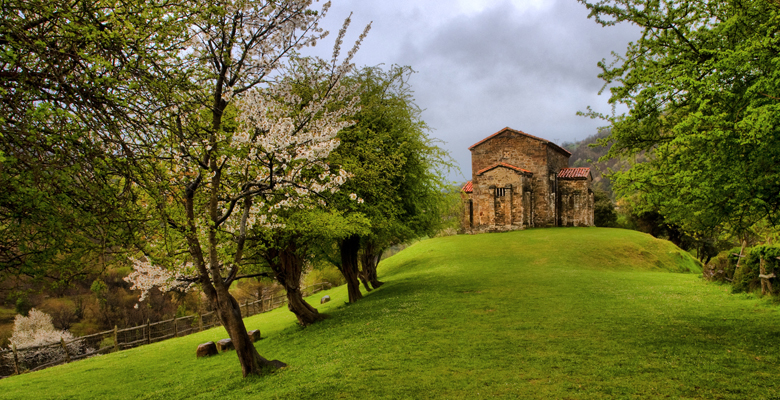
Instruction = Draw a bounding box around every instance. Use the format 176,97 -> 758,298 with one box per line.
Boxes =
558,179 -> 594,227
470,132 -> 564,227
471,133 -> 548,175
470,167 -> 526,231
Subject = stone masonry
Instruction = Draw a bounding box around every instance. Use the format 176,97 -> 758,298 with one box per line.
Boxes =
461,127 -> 594,233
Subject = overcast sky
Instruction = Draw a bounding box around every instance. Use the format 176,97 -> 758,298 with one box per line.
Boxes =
303,0 -> 641,182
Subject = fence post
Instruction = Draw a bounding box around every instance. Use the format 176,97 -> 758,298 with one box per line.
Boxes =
113,326 -> 119,352
173,316 -> 179,337
12,344 -> 19,375
60,338 -> 71,363
759,256 -> 775,295
146,319 -> 151,344
198,313 -> 203,332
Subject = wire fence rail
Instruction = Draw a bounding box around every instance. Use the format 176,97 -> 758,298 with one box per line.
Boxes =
0,282 -> 332,378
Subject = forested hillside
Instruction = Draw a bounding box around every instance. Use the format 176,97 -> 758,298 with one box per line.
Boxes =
561,129 -> 630,197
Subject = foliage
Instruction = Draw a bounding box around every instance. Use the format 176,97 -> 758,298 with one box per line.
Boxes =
302,261 -> 346,288
561,129 -> 623,195
0,0 -> 190,287
580,0 -> 780,239
13,297 -> 31,317
115,0 -> 371,375
325,65 -> 454,253
702,249 -> 733,283
593,188 -> 618,227
732,245 -> 780,293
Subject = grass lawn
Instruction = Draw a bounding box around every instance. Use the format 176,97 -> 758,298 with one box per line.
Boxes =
3,228 -> 780,399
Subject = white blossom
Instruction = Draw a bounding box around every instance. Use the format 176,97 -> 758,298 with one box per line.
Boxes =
5,309 -> 86,368
124,258 -> 195,302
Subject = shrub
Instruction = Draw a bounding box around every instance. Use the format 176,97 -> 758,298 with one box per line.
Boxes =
6,309 -> 84,370
702,252 -> 730,282
303,263 -> 346,288
594,189 -> 618,227
14,297 -> 31,316
731,246 -> 780,294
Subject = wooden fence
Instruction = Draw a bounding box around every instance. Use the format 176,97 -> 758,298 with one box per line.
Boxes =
0,282 -> 332,378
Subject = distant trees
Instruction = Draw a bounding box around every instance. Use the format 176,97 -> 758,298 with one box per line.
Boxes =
579,0 -> 780,241
593,189 -> 617,227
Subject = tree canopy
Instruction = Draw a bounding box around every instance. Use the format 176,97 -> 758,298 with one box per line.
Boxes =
0,0 -> 190,287
580,0 -> 780,239
2,0 -> 372,377
324,65 -> 454,300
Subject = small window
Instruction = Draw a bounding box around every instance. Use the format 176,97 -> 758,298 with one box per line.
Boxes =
495,187 -> 508,197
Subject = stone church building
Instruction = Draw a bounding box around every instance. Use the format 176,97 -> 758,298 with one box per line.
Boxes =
461,127 -> 594,233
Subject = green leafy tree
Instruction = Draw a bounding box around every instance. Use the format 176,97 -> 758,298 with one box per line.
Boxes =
0,0 -> 190,288
580,0 -> 780,239
247,208 -> 368,326
326,65 -> 454,302
121,3 -> 370,376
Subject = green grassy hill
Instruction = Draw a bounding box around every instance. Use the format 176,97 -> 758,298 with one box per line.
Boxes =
5,228 -> 780,399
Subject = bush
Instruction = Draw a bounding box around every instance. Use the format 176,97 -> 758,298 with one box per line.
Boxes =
14,297 -> 31,317
303,263 -> 345,288
6,309 -> 85,370
594,189 -> 618,227
702,251 -> 731,283
731,245 -> 780,294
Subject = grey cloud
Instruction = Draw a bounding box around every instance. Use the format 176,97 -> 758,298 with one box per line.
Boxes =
304,0 -> 640,181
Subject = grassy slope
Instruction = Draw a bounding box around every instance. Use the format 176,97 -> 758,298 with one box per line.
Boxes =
4,228 -> 780,399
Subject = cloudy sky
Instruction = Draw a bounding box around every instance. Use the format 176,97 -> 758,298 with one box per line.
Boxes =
303,0 -> 641,182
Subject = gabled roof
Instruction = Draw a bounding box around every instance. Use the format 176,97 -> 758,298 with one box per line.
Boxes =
558,167 -> 591,180
461,181 -> 473,193
476,162 -> 533,176
468,127 -> 572,157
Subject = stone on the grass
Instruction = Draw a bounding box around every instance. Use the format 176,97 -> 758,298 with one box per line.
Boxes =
248,329 -> 261,342
320,295 -> 330,304
217,338 -> 234,352
196,341 -> 218,357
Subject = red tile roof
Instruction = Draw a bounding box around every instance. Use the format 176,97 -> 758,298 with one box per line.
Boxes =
557,167 -> 591,179
461,181 -> 473,193
468,127 -> 572,157
476,162 -> 533,176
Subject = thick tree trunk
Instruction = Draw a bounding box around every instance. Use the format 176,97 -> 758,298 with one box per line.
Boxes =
214,291 -> 286,377
361,242 -> 384,289
275,245 -> 324,326
340,235 -> 363,303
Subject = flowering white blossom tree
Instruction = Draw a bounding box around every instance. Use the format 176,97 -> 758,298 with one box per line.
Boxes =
123,0 -> 370,377
6,309 -> 82,369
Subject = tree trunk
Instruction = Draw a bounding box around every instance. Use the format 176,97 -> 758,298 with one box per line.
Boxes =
361,242 -> 384,289
274,244 -> 324,326
340,235 -> 363,303
358,268 -> 373,292
214,290 -> 286,377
